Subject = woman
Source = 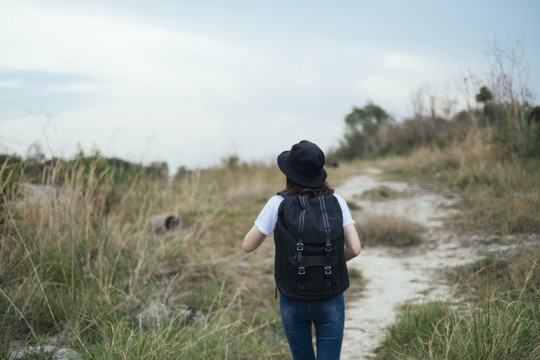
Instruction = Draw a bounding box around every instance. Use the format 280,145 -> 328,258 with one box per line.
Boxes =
243,140 -> 361,360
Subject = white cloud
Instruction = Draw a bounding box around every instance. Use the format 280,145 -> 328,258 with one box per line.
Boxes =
0,1 -> 268,167
353,51 -> 464,118
0,2 -> 257,93
45,82 -> 102,94
0,79 -> 24,88
382,53 -> 431,70
4,1 -> 533,170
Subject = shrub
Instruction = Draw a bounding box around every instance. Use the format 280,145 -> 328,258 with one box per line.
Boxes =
356,214 -> 423,246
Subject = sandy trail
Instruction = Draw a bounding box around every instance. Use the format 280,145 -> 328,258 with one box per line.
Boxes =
336,168 -> 509,360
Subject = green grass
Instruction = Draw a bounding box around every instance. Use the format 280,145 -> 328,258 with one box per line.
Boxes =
371,129 -> 540,359
377,293 -> 539,360
0,159 -> 290,358
375,241 -> 540,360
71,286 -> 288,359
2,125 -> 537,358
380,131 -> 540,235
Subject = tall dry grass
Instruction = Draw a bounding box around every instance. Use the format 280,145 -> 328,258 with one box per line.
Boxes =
379,130 -> 540,234
0,158 -> 289,359
371,127 -> 540,359
356,214 -> 423,247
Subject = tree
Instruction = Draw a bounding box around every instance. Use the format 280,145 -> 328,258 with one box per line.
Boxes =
336,102 -> 392,159
345,102 -> 391,136
475,86 -> 495,127
475,86 -> 493,104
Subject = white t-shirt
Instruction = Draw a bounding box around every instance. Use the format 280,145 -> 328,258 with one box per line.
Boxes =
254,194 -> 355,236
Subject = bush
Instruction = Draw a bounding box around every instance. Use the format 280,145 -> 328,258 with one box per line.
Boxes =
356,214 -> 423,247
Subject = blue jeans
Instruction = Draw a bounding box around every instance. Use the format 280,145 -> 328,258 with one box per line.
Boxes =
279,293 -> 345,360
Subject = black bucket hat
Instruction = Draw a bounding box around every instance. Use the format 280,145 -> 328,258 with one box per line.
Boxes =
277,140 -> 327,188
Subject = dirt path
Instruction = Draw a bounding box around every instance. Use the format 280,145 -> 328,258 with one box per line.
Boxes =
336,168 -> 511,360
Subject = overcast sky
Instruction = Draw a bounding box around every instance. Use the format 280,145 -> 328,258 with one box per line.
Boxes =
1,0 -> 539,171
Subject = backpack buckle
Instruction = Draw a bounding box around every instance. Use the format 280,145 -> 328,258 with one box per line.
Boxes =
296,243 -> 304,251
324,266 -> 332,275
298,266 -> 306,275
325,245 -> 332,252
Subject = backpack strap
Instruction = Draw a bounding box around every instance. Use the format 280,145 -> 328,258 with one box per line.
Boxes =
318,196 -> 334,293
296,194 -> 309,292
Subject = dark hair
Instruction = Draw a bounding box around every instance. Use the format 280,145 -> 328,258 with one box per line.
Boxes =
281,177 -> 332,197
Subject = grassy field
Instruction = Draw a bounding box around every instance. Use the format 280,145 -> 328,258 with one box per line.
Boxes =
0,160 -> 291,359
373,130 -> 540,360
1,127 -> 538,359
376,244 -> 540,360
379,131 -> 540,234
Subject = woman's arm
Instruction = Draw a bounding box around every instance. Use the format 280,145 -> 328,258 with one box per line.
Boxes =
242,225 -> 267,253
343,223 -> 361,261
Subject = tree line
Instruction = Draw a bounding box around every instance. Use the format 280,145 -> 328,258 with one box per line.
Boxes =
329,39 -> 539,162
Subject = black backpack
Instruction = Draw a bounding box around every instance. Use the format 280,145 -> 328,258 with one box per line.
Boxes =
273,190 -> 349,300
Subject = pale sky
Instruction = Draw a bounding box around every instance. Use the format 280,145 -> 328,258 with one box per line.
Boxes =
1,0 -> 539,171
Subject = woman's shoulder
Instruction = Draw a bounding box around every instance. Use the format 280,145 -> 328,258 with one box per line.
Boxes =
332,193 -> 350,209
265,194 -> 285,207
